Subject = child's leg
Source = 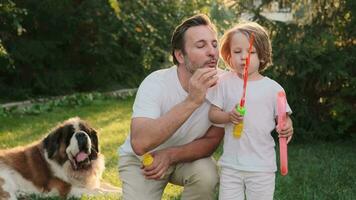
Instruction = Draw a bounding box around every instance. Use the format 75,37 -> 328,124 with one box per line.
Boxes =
219,167 -> 245,200
244,172 -> 275,200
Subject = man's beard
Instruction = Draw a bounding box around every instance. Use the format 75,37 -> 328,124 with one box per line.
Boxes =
183,55 -> 199,74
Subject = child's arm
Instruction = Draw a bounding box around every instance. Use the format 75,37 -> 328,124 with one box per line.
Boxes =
209,105 -> 243,125
209,105 -> 230,124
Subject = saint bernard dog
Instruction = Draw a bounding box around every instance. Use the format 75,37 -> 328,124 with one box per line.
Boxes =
0,117 -> 121,200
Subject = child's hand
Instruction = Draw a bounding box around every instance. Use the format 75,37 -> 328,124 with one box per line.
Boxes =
229,108 -> 243,124
276,116 -> 293,144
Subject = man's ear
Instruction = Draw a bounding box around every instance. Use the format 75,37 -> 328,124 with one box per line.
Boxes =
174,49 -> 184,64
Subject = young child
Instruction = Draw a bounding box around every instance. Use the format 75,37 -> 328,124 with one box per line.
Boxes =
208,22 -> 293,200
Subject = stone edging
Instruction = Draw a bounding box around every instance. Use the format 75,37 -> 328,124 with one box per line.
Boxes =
1,88 -> 137,110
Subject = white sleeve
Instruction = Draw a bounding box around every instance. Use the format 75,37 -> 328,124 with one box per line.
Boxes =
279,88 -> 293,115
132,75 -> 162,119
273,87 -> 293,118
206,80 -> 225,128
206,79 -> 225,110
286,98 -> 292,115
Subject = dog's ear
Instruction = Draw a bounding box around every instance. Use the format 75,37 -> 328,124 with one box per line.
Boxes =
89,128 -> 99,160
43,126 -> 63,158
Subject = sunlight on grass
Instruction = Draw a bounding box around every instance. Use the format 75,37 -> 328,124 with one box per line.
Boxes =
1,97 -> 355,199
0,97 -> 183,199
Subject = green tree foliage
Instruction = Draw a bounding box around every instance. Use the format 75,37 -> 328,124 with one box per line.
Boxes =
0,0 -> 223,100
1,0 -> 131,100
0,0 -> 26,93
274,0 -> 355,141
0,0 -> 354,141
116,0 -> 223,72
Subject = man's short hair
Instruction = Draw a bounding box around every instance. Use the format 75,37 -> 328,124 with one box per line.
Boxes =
171,14 -> 217,65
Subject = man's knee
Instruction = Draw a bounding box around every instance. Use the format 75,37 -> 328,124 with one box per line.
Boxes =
185,158 -> 219,190
196,168 -> 218,189
119,155 -> 166,200
179,158 -> 219,200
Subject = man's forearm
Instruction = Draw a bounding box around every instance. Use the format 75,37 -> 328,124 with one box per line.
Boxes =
131,98 -> 200,155
166,126 -> 224,164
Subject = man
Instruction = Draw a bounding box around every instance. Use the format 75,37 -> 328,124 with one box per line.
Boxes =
118,14 -> 293,200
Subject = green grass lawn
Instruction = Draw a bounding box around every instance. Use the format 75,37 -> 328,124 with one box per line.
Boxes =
0,97 -> 355,199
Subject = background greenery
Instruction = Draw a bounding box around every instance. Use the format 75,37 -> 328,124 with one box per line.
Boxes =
1,0 -> 354,142
0,1 -> 355,199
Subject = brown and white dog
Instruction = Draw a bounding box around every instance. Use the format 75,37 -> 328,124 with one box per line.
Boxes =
0,117 -> 121,200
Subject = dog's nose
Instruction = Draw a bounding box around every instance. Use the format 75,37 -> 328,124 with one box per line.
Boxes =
75,131 -> 89,152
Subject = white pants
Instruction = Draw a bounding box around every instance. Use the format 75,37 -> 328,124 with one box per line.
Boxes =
219,167 -> 275,200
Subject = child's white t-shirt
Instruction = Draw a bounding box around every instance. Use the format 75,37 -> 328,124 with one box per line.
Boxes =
207,71 -> 292,172
119,65 -> 214,157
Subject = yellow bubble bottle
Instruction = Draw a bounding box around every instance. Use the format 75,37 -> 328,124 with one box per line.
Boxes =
232,105 -> 246,138
142,153 -> 154,167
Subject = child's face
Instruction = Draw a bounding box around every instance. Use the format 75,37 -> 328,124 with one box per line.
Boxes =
229,32 -> 260,79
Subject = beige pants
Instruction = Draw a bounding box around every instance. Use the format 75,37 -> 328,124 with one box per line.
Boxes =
118,155 -> 219,200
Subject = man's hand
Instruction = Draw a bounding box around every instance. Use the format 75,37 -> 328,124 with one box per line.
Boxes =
187,68 -> 218,106
277,116 -> 293,144
141,126 -> 224,180
142,149 -> 172,180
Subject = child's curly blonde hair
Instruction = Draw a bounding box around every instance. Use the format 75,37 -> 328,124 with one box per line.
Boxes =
220,22 -> 273,71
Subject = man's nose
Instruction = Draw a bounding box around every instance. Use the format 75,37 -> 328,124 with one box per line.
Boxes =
207,45 -> 217,57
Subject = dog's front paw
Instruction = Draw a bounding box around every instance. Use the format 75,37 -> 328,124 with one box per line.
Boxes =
100,182 -> 122,193
69,187 -> 101,197
69,185 -> 122,198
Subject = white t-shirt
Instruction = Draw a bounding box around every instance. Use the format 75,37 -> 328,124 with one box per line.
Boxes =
119,66 -> 214,156
207,71 -> 292,172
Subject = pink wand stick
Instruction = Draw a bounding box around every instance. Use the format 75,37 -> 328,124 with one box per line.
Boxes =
239,33 -> 255,109
277,91 -> 288,176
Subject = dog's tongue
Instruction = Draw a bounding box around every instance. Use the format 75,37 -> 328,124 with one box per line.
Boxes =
76,152 -> 88,162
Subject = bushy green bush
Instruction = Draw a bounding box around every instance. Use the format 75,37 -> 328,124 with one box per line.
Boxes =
255,0 -> 355,141
0,0 -> 222,100
0,0 -> 142,100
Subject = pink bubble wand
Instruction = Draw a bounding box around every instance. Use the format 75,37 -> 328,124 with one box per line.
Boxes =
277,91 -> 288,176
